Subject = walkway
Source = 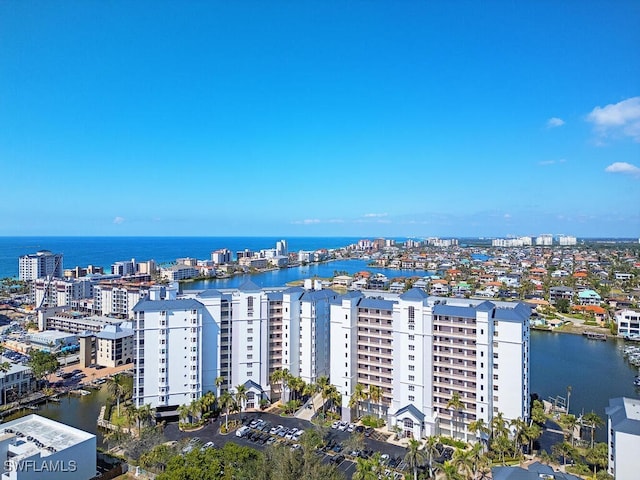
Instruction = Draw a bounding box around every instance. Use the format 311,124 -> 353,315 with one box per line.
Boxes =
294,392 -> 324,421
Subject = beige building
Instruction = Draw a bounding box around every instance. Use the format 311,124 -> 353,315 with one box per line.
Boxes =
95,323 -> 134,367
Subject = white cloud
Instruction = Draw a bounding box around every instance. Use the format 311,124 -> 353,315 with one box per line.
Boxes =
504,213 -> 511,219
587,97 -> 640,142
292,218 -> 321,225
546,117 -> 565,128
539,159 -> 567,166
113,216 -> 125,225
604,162 -> 640,177
363,213 -> 388,218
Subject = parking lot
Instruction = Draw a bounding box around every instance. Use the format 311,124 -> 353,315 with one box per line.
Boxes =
163,411 -> 409,479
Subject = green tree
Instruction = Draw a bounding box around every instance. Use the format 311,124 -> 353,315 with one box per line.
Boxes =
353,456 -> 378,480
585,443 -> 609,477
556,298 -> 570,313
446,392 -> 464,440
552,441 -> 576,467
215,376 -> 224,399
369,385 -> 383,419
106,373 -> 128,416
235,384 -> 247,412
582,411 -> 604,449
27,350 -> 59,384
434,460 -> 463,480
219,390 -> 234,430
422,435 -> 441,478
349,383 -> 367,419
404,438 -> 427,480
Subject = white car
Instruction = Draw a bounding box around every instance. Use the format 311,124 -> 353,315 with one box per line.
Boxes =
347,423 -> 356,432
331,421 -> 340,429
293,429 -> 304,440
236,426 -> 251,437
270,425 -> 283,435
285,428 -> 298,440
338,421 -> 348,431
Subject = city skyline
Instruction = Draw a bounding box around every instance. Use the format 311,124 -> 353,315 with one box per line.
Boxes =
1,1 -> 639,237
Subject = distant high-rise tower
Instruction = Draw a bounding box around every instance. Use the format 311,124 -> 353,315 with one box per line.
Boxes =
276,239 -> 288,256
19,250 -> 63,281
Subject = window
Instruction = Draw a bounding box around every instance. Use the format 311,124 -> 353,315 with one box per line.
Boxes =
493,374 -> 498,380
408,375 -> 415,381
409,365 -> 415,371
247,371 -> 253,377
409,355 -> 415,361
408,385 -> 415,391
493,385 -> 499,391
408,335 -> 415,341
408,395 -> 415,401
248,328 -> 253,334
409,345 -> 415,351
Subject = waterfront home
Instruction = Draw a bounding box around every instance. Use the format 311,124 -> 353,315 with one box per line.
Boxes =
616,309 -> 640,338
549,286 -> 574,305
578,289 -> 602,306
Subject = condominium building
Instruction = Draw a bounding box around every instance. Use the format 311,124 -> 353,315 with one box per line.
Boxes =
18,251 -> 63,281
330,289 -> 530,441
33,277 -> 94,309
0,358 -> 35,406
93,281 -> 154,318
616,309 -> 640,338
95,323 -> 134,367
160,265 -> 199,281
132,281 -> 337,412
606,397 -> 640,479
211,249 -> 232,264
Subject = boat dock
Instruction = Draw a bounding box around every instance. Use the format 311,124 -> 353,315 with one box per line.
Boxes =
583,332 -> 607,341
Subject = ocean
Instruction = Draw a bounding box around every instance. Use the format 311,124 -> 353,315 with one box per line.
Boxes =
0,236 -> 372,279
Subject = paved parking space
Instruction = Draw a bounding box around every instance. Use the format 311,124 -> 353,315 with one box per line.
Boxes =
163,412 -> 409,479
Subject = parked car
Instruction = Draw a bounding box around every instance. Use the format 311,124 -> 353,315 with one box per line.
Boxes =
236,426 -> 251,437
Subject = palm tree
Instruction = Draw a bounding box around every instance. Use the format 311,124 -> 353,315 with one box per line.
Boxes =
190,398 -> 203,422
564,414 -> 578,446
288,376 -> 305,402
526,422 -> 542,454
235,384 -> 248,412
404,438 -> 428,480
137,403 -> 154,429
349,383 -> 367,419
510,417 -> 528,454
434,460 -> 463,480
281,369 -> 293,402
423,435 -> 441,478
452,448 -> 473,479
269,368 -> 284,400
106,373 -> 127,416
468,442 -> 489,480
552,441 -> 575,467
317,375 -> 331,413
302,381 -> 318,412
468,418 -> 490,447
215,376 -> 224,399
219,390 -> 234,430
446,392 -> 464,440
582,411 -> 604,449
201,390 -> 216,418
368,384 -> 383,419
177,404 -> 191,424
352,457 -> 377,480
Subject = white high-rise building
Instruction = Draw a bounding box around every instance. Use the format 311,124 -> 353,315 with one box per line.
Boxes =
606,397 -> 640,479
132,286 -> 218,410
133,280 -> 336,412
330,289 -> 530,441
19,250 -> 63,281
535,234 -> 553,246
558,235 -> 577,246
276,239 -> 288,256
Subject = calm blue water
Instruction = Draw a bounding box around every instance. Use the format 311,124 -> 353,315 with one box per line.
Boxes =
530,330 -> 640,440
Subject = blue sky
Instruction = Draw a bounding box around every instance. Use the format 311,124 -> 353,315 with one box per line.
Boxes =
1,1 -> 639,238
